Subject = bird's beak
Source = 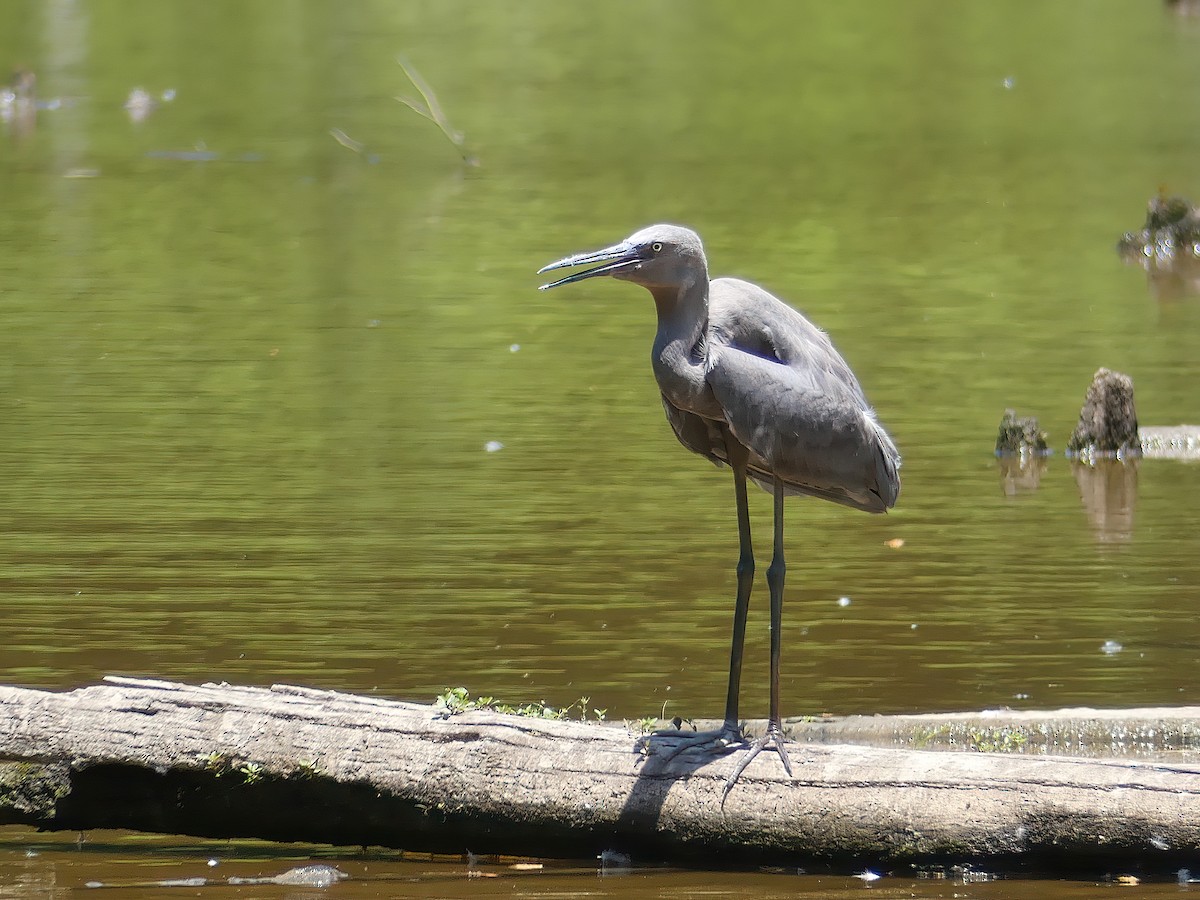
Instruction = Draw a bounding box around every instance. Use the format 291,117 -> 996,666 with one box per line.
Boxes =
537,241 -> 642,291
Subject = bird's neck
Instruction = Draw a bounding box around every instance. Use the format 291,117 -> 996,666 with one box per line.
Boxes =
649,276 -> 708,362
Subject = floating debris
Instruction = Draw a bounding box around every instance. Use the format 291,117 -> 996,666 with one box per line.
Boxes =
330,127 -> 365,154
396,54 -> 478,166
598,849 -> 631,870
229,864 -> 349,887
509,343 -> 521,353
1,68 -> 37,136
853,869 -> 882,882
884,537 -> 904,549
1101,640 -> 1123,655
86,877 -> 207,889
1,69 -> 35,112
145,143 -> 264,163
124,87 -> 175,123
484,440 -> 504,453
837,596 -> 851,607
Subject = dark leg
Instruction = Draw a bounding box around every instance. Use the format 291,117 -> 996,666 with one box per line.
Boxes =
765,474 -> 793,773
722,474 -> 793,795
722,437 -> 755,730
646,434 -> 752,759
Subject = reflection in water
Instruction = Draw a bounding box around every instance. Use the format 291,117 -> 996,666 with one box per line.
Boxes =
123,87 -> 175,124
997,454 -> 1048,496
1121,252 -> 1200,301
0,68 -> 36,140
1072,459 -> 1138,544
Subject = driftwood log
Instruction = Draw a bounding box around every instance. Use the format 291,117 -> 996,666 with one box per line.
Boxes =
3,677 -> 1200,874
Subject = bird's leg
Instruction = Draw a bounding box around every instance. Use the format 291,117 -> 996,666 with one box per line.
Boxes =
645,437 -> 752,761
721,437 -> 755,736
722,475 -> 794,795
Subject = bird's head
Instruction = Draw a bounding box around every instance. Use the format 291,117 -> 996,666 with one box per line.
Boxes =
538,224 -> 706,292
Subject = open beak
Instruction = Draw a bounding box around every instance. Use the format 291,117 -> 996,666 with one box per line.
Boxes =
537,241 -> 643,291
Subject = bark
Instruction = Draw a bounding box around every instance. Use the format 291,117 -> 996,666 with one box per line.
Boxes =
2,677 -> 1200,873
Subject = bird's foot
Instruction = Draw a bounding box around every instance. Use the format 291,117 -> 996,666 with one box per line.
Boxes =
722,722 -> 793,798
638,722 -> 748,765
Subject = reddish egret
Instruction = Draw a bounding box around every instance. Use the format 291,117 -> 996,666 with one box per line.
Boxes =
538,225 -> 900,789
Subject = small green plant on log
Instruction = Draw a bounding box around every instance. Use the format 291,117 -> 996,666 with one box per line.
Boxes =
968,728 -> 1027,753
911,725 -> 950,749
291,759 -> 324,780
238,762 -> 265,785
434,686 -> 493,716
201,751 -> 233,777
434,688 -> 605,722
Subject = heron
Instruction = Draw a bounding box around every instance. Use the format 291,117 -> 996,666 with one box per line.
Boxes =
537,224 -> 900,789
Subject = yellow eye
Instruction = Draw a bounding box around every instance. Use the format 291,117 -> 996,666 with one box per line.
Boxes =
651,242 -> 663,253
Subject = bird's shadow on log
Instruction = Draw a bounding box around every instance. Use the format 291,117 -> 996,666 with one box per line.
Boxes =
613,733 -> 734,860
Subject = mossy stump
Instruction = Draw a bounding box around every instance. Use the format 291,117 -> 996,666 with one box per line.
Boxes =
1066,368 -> 1140,458
995,409 -> 1049,456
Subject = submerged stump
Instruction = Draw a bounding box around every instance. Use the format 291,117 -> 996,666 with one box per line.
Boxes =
1066,368 -> 1140,458
2,678 -> 1200,873
1116,194 -> 1200,263
995,409 -> 1049,456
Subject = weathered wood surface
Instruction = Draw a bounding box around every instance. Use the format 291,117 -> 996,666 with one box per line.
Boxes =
785,707 -> 1200,758
3,677 -> 1200,871
1139,425 -> 1200,460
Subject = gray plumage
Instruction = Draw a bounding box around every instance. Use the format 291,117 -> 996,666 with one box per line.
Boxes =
663,274 -> 898,512
538,223 -> 900,791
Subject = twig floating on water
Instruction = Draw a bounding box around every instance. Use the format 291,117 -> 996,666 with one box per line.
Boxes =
396,54 -> 478,166
329,128 -> 365,154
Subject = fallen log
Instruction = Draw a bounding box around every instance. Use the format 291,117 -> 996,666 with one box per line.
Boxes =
3,677 -> 1200,873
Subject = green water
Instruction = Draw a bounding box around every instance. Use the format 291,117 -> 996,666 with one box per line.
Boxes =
3,0 -> 1200,890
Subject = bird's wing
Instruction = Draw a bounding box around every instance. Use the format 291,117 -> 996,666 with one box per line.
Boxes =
706,279 -> 899,513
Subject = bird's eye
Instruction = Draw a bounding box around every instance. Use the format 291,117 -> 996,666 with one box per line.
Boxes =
651,242 -> 663,253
